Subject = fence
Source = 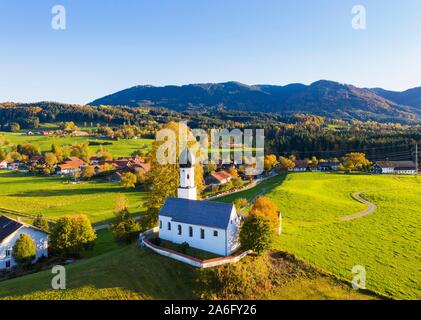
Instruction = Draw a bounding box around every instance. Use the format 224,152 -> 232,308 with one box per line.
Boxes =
139,228 -> 251,268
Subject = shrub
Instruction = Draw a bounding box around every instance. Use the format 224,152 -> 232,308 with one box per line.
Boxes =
50,214 -> 96,257
33,214 -> 50,232
151,237 -> 161,246
196,254 -> 273,299
12,234 -> 36,267
178,242 -> 190,254
240,215 -> 274,255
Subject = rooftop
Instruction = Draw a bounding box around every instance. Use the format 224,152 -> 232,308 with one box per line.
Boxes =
0,216 -> 23,243
159,198 -> 235,229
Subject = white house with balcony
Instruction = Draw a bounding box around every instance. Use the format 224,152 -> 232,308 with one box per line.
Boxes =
0,216 -> 48,270
158,149 -> 241,256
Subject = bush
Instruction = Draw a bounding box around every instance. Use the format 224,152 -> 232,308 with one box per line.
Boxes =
110,213 -> 141,244
178,242 -> 190,254
33,214 -> 50,232
50,214 -> 96,257
151,237 -> 161,246
196,254 -> 273,299
12,234 -> 36,267
240,215 -> 274,255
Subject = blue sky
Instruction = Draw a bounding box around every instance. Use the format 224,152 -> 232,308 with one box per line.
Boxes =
1,0 -> 421,104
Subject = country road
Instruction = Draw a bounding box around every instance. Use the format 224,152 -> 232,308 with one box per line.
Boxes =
339,192 -> 377,221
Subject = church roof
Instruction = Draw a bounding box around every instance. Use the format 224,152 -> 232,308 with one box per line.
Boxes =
159,198 -> 234,229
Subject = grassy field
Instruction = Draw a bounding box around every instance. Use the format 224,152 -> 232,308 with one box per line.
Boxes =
0,132 -> 153,158
0,171 -> 148,224
217,172 -> 421,300
0,244 -> 374,300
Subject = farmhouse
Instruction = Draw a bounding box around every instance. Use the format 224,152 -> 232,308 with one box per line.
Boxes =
0,216 -> 48,270
56,157 -> 86,175
373,161 -> 417,175
158,149 -> 240,256
205,170 -> 232,186
318,161 -> 340,172
0,160 -> 7,169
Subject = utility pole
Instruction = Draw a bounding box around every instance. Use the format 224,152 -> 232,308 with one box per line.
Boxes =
416,142 -> 419,175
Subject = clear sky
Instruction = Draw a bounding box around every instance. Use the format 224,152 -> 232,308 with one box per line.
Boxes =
1,0 -> 421,104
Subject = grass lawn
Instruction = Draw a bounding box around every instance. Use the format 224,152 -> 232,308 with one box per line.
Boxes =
157,239 -> 220,260
0,132 -> 152,158
0,171 -> 148,224
0,244 -> 375,300
217,172 -> 421,300
82,229 -> 120,259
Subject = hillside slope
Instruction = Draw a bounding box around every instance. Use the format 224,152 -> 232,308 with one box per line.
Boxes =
0,244 -> 374,300
89,80 -> 421,123
371,86 -> 421,109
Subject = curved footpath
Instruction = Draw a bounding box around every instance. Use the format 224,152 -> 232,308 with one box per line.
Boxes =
340,192 -> 377,221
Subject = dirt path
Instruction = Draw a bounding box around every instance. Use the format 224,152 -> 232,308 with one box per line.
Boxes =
339,192 -> 377,221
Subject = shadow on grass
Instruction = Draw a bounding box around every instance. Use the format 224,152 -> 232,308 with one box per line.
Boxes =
214,174 -> 287,204
0,246 -> 198,300
9,185 -> 145,198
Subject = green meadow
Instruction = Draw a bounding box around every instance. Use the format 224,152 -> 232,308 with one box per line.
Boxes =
0,171 -> 148,224
0,244 -> 374,300
0,132 -> 153,158
217,172 -> 421,300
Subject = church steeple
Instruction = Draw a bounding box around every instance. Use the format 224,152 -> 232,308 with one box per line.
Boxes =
178,148 -> 197,200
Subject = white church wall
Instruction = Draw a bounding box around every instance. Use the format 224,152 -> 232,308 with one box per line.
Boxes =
226,207 -> 241,255
159,215 -> 228,256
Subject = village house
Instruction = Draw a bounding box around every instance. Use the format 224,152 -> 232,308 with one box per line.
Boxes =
373,161 -> 417,175
0,216 -> 48,270
6,161 -> 20,170
317,161 -> 340,172
158,149 -> 241,256
0,160 -> 7,169
290,159 -> 308,172
56,157 -> 86,175
205,170 -> 232,186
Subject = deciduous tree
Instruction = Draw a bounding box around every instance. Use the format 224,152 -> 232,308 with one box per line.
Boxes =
12,234 -> 36,266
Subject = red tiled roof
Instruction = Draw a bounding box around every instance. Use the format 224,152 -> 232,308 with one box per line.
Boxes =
58,157 -> 86,170
211,170 -> 231,182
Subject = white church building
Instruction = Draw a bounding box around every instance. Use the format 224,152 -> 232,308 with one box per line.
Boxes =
158,149 -> 241,257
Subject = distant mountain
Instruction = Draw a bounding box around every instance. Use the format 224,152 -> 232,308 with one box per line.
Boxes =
89,80 -> 421,123
370,86 -> 421,109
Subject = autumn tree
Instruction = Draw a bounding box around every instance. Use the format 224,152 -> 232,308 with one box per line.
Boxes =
228,167 -> 239,178
81,165 -> 95,179
240,215 -> 274,255
234,198 -> 248,212
204,162 -> 217,175
110,195 -> 141,244
61,121 -> 77,131
12,234 -> 36,267
120,172 -> 137,188
310,156 -> 319,167
51,144 -> 64,162
340,152 -> 371,172
144,122 -> 204,228
250,196 -> 280,234
97,148 -> 113,161
264,154 -> 277,171
278,156 -> 295,171
44,152 -> 58,166
50,214 -> 96,257
33,214 -> 50,232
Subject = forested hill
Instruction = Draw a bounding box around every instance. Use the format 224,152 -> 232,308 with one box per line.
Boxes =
89,80 -> 421,124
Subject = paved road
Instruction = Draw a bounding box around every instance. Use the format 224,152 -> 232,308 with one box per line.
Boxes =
340,192 -> 377,221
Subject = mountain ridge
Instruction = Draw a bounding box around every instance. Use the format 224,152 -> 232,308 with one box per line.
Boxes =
89,80 -> 421,123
